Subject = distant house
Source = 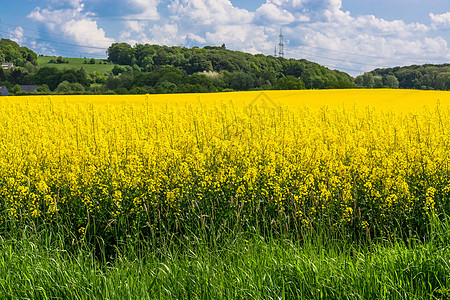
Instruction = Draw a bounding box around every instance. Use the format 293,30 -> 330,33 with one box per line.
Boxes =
19,85 -> 39,93
0,86 -> 9,96
1,62 -> 14,69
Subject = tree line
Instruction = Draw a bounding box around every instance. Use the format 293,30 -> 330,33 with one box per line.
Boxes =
1,38 -> 449,94
355,64 -> 450,90
105,43 -> 356,93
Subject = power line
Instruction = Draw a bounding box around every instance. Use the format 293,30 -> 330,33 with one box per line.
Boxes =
286,49 -> 385,68
0,20 -> 114,45
297,44 -> 445,64
0,29 -> 108,51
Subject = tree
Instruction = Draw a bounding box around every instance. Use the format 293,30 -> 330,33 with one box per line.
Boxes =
71,82 -> 85,93
435,73 -> 450,90
0,39 -> 37,65
11,84 -> 21,94
0,68 -> 5,81
362,73 -> 374,88
273,76 -> 305,90
374,76 -> 384,88
384,75 -> 399,89
55,81 -> 72,93
8,68 -> 26,84
228,71 -> 255,91
36,84 -> 51,94
112,65 -> 129,75
34,67 -> 62,90
57,56 -> 68,64
107,43 -> 135,65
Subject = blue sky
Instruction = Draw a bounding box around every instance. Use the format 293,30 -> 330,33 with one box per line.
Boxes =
1,0 -> 449,75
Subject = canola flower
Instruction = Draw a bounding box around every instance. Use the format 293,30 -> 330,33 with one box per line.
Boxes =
0,90 -> 450,240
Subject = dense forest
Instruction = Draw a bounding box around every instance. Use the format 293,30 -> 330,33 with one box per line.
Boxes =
1,38 -> 449,94
105,43 -> 355,92
355,64 -> 450,90
0,39 -> 355,94
0,39 -> 37,66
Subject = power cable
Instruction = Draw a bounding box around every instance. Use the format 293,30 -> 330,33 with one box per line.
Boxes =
296,44 -> 446,64
0,29 -> 108,51
286,49 -> 385,68
0,20 -> 114,45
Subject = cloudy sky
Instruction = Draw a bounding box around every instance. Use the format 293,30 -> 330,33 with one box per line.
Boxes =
1,0 -> 449,75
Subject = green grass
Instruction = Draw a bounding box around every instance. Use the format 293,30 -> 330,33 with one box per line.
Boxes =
37,56 -> 115,74
1,217 -> 450,299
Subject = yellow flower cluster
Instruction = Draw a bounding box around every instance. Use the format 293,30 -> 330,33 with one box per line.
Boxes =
0,90 -> 449,237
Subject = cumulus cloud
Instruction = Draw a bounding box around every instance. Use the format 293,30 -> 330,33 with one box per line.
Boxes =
124,21 -> 147,33
27,2 -> 115,53
430,12 -> 450,29
255,3 -> 296,25
8,27 -> 25,44
147,23 -> 184,45
248,0 -> 447,74
168,0 -> 253,26
24,0 -> 450,74
125,0 -> 160,20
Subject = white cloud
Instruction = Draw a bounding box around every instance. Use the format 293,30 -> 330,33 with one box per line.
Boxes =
124,21 -> 147,33
252,0 -> 447,74
125,0 -> 160,20
147,23 -> 185,45
116,0 -> 447,75
8,27 -> 25,44
25,0 -> 450,74
255,3 -> 296,25
430,12 -> 450,29
168,0 -> 253,26
27,2 -> 115,54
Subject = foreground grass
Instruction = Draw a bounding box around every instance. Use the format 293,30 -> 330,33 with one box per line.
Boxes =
1,220 -> 450,299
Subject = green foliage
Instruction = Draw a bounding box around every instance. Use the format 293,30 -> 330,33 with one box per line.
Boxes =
37,56 -> 115,74
54,81 -> 85,94
362,72 -> 375,88
111,65 -> 129,75
273,75 -> 305,90
1,40 -> 358,94
359,64 -> 450,90
106,43 -> 355,92
384,74 -> 399,89
49,56 -> 69,64
11,84 -> 21,94
107,43 -> 135,65
0,39 -> 37,66
36,84 -> 51,93
34,67 -> 90,91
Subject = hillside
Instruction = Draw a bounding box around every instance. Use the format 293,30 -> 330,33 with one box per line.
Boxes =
1,38 -> 358,95
37,56 -> 115,74
107,43 -> 356,90
0,38 -> 37,66
2,38 -> 449,94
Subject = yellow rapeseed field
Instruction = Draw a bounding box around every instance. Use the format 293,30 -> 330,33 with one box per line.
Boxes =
1,89 -> 450,239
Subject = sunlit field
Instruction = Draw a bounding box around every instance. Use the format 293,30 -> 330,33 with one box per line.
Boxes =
9,89 -> 450,110
2,89 -> 450,299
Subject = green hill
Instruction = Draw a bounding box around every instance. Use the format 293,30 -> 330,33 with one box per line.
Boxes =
37,56 -> 115,74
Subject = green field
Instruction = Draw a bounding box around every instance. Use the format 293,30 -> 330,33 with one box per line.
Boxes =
37,56 -> 115,74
